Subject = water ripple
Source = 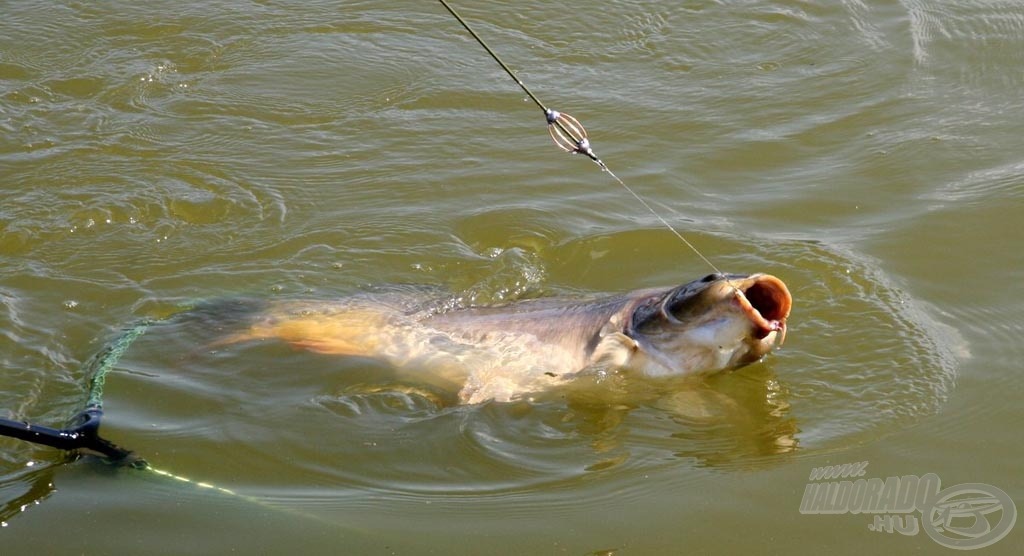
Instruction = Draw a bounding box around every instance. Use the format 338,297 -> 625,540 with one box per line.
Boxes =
901,0 -> 1024,91
11,232 -> 952,508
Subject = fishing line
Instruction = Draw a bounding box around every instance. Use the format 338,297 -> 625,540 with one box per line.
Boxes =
437,0 -> 727,278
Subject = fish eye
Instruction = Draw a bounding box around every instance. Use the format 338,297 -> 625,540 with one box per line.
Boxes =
701,273 -> 722,283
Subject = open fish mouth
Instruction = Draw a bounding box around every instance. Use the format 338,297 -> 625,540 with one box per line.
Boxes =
732,274 -> 792,343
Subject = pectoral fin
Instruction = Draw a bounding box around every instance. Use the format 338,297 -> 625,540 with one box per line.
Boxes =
590,332 -> 639,368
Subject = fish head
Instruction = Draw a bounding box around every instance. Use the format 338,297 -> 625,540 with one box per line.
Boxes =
625,273 -> 792,377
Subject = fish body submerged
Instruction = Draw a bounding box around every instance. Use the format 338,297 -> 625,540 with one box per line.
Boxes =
218,273 -> 791,403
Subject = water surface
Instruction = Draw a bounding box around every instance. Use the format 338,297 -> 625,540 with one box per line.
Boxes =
1,1 -> 1021,554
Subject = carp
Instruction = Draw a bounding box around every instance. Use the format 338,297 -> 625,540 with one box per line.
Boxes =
212,273 -> 791,404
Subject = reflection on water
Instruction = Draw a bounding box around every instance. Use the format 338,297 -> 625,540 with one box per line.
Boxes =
661,372 -> 799,468
0,464 -> 56,526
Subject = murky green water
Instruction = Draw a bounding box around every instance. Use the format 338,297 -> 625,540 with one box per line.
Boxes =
2,1 -> 1021,554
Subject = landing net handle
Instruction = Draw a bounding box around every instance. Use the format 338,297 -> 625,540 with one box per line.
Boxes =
0,406 -> 133,461
0,321 -> 153,463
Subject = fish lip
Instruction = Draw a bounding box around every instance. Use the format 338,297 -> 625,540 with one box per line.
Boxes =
731,274 -> 792,344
